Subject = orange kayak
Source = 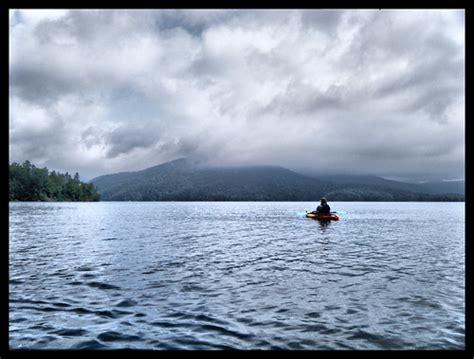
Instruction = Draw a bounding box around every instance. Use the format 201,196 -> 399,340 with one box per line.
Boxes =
305,212 -> 340,221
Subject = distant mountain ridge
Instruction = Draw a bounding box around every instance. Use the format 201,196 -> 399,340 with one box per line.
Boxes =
90,158 -> 464,201
316,174 -> 465,196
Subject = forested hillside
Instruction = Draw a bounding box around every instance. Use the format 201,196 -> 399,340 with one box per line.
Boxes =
9,161 -> 100,201
91,159 -> 464,202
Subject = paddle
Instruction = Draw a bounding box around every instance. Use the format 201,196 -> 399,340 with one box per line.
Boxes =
331,210 -> 346,215
296,211 -> 308,218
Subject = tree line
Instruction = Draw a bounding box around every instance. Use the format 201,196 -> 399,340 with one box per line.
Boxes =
92,162 -> 465,202
9,161 -> 100,201
324,187 -> 465,202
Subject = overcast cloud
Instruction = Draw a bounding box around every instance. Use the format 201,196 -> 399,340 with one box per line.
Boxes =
9,9 -> 464,181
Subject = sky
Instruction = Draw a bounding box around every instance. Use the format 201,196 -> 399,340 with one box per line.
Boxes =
9,9 -> 465,182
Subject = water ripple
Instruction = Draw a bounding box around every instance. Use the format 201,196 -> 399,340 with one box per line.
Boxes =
9,201 -> 464,349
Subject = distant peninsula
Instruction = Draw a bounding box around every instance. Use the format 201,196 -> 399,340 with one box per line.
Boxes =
9,161 -> 100,202
90,158 -> 464,202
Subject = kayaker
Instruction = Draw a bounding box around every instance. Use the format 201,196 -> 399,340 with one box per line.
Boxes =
315,197 -> 330,214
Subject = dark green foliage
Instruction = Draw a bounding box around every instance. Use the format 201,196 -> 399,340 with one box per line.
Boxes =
317,174 -> 465,196
91,158 -> 464,202
9,161 -> 100,202
92,159 -> 328,201
324,187 -> 464,202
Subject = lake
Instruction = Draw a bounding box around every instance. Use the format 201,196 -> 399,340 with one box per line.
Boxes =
9,201 -> 465,350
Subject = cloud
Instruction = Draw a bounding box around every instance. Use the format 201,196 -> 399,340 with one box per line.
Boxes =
9,9 -> 465,181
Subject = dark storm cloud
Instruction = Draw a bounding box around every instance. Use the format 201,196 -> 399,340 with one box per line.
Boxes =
150,9 -> 243,34
404,85 -> 463,123
374,34 -> 463,97
9,107 -> 68,164
372,47 -> 464,124
261,81 -> 347,117
301,9 -> 345,35
105,125 -> 159,158
9,9 -> 464,181
10,65 -> 78,105
156,137 -> 200,158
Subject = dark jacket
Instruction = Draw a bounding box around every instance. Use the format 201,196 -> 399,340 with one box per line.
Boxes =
316,203 -> 330,214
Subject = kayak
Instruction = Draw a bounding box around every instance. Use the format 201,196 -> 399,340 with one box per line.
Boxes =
305,212 -> 340,221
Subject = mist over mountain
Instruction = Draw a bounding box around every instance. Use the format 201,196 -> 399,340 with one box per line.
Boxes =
91,158 -> 464,202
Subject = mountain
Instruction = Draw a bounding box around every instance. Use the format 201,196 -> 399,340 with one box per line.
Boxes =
91,158 -> 464,201
92,158 -> 332,201
417,181 -> 464,196
315,175 -> 465,196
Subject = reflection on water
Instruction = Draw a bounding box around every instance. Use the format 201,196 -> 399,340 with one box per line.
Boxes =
318,220 -> 331,230
9,201 -> 464,350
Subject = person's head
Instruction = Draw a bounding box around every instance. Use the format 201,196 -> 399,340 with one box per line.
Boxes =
320,197 -> 327,204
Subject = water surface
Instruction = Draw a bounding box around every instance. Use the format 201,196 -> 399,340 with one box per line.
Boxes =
9,201 -> 465,349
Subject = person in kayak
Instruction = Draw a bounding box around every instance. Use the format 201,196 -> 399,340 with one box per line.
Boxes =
315,197 -> 330,214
